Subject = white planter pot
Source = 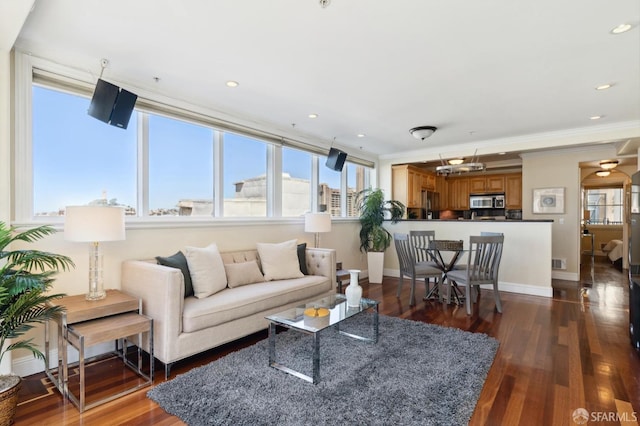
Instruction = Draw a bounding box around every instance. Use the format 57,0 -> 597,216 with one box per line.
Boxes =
367,251 -> 385,284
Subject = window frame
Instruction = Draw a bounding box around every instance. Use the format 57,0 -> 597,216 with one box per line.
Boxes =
13,53 -> 374,225
583,186 -> 624,225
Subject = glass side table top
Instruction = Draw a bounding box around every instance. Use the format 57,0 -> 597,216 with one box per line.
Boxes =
266,293 -> 379,333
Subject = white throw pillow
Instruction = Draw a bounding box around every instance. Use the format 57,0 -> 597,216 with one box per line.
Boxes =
256,239 -> 305,281
184,243 -> 227,298
224,260 -> 265,288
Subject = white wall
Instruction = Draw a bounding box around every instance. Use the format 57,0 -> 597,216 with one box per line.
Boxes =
0,49 -> 12,375
521,146 -> 618,280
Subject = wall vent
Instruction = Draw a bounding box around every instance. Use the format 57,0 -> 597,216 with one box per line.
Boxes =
552,258 -> 567,270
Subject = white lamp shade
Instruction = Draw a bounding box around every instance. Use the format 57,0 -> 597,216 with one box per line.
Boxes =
64,206 -> 126,242
304,213 -> 332,233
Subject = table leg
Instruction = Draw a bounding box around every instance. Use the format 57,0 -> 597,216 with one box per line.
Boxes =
61,321 -> 68,399
312,332 -> 320,385
373,304 -> 379,344
268,322 -> 276,366
79,335 -> 85,412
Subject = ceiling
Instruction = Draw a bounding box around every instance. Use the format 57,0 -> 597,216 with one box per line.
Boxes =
7,0 -> 640,162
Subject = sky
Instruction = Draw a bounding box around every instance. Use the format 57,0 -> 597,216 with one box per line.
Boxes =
32,86 -> 343,213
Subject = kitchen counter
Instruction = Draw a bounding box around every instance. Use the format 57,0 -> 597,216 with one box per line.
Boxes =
383,219 -> 553,297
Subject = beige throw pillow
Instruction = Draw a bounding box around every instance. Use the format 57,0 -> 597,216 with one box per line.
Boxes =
256,239 -> 305,281
224,260 -> 266,288
185,243 -> 227,298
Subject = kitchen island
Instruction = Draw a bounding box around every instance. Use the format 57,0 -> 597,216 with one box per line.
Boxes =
383,219 -> 553,297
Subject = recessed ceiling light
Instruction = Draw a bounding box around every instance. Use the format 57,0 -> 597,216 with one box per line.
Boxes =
595,84 -> 612,90
590,115 -> 602,120
498,152 -> 506,155
226,81 -> 239,88
610,23 -> 633,34
308,113 -> 318,119
448,158 -> 465,165
357,133 -> 366,138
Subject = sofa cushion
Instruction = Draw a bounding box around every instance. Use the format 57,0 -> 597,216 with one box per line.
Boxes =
256,239 -> 304,281
185,243 -> 227,298
297,243 -> 308,275
224,260 -> 265,288
182,275 -> 331,333
156,251 -> 194,297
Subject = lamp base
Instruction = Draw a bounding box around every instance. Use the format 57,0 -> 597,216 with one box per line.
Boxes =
86,242 -> 106,301
85,289 -> 106,301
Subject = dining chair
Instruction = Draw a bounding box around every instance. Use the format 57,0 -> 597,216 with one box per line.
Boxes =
409,230 -> 439,267
445,234 -> 504,315
393,233 -> 443,306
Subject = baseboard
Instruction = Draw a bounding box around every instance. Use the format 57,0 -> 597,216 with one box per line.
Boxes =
383,268 -> 552,298
479,282 -> 553,298
552,270 -> 579,281
12,342 -> 113,377
383,268 -> 400,278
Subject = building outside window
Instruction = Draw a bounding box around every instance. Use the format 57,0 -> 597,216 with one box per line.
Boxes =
282,147 -> 311,216
318,156 -> 341,216
222,132 -> 267,217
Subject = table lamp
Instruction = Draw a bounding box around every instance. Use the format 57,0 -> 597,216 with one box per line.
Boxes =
304,213 -> 331,248
64,205 -> 125,300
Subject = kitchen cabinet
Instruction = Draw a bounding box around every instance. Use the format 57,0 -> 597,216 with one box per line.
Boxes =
487,176 -> 505,192
469,177 -> 486,194
448,177 -> 469,210
505,174 -> 522,209
469,175 -> 505,194
435,175 -> 449,210
422,173 -> 436,191
392,165 -> 437,210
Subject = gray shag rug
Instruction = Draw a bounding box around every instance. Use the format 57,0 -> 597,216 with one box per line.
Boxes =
147,314 -> 499,426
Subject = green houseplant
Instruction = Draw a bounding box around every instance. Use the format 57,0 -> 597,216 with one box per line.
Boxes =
356,188 -> 405,283
0,223 -> 73,426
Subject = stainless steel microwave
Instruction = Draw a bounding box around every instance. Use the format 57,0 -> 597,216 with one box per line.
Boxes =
470,194 -> 505,209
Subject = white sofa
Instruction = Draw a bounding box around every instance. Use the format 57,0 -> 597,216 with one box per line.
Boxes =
121,247 -> 336,378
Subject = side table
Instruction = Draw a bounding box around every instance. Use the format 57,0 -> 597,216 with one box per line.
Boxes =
336,262 -> 350,293
44,289 -> 154,412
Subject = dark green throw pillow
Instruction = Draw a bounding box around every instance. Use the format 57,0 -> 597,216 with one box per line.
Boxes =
297,243 -> 308,275
156,251 -> 194,298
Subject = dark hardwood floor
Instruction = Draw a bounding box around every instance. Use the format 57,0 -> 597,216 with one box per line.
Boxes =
13,255 -> 640,425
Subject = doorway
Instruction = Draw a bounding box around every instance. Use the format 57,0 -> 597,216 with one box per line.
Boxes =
579,169 -> 631,282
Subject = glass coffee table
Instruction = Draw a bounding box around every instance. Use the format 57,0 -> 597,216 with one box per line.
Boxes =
266,293 -> 379,384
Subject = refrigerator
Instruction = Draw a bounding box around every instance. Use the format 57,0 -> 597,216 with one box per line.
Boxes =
421,191 -> 439,219
629,172 -> 640,352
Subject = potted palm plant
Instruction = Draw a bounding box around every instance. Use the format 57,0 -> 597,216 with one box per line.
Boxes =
356,188 -> 405,283
0,223 -> 73,426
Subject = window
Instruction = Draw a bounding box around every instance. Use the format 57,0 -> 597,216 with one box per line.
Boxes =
584,188 -> 623,224
21,60 -> 375,222
32,85 -> 137,216
148,115 -> 215,216
346,163 -> 367,217
222,133 -> 267,217
282,147 -> 311,216
318,157 -> 342,216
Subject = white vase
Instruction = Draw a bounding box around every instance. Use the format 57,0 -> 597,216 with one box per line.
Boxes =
345,269 -> 362,307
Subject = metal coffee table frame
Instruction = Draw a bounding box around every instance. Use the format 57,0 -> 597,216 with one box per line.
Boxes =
266,293 -> 379,384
